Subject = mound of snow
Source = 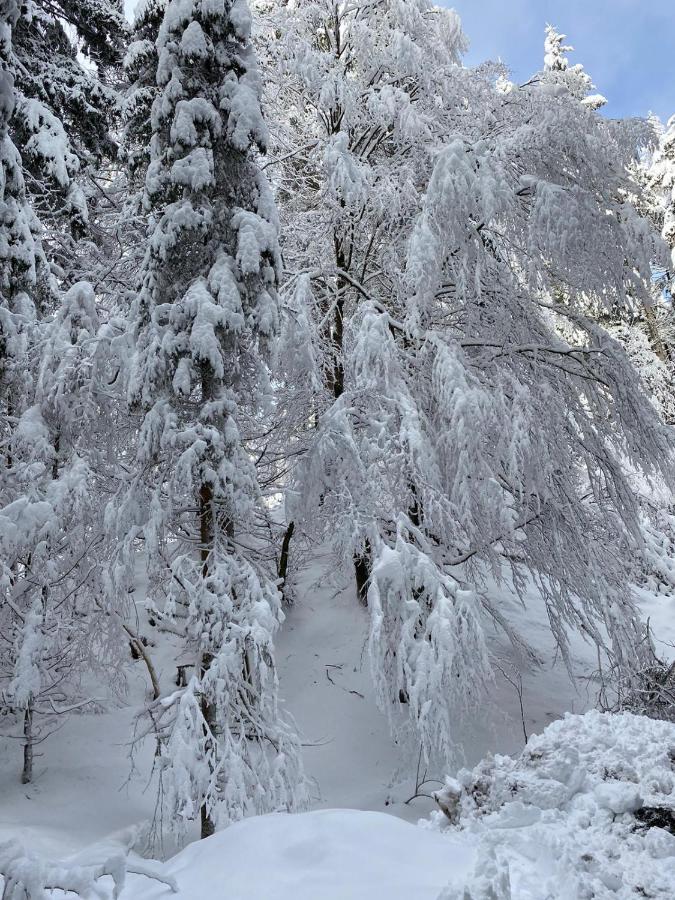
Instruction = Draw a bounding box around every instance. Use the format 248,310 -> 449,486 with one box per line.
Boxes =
432,710 -> 675,898
127,809 -> 476,900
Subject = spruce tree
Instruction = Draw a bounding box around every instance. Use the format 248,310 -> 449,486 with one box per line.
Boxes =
120,0 -> 166,205
113,0 -> 304,839
9,0 -> 126,283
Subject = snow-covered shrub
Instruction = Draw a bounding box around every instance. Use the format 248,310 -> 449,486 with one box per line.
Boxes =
433,711 -> 675,899
598,621 -> 675,724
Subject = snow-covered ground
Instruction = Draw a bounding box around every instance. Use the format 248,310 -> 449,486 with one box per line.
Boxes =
0,555 -> 602,850
1,553 -> 674,897
129,808 -> 477,900
128,711 -> 675,899
276,554 -> 602,823
3,711 -> 675,899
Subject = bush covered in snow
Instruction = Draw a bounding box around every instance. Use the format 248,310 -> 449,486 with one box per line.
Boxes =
433,711 -> 675,899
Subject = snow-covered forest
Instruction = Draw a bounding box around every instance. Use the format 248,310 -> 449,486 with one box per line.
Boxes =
1,0 -> 675,896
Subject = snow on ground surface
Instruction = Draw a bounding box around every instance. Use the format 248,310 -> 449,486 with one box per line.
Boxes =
0,553 -> 609,854
1,552 -> 675,896
4,711 -> 674,899
277,552 -> 606,824
125,710 -> 675,898
126,808 -> 476,900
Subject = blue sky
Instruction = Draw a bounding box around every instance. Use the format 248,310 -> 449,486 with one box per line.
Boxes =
445,0 -> 674,122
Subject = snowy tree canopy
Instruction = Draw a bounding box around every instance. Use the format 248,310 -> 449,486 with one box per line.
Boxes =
9,0 -> 126,274
272,18 -> 675,760
648,114 -> 675,265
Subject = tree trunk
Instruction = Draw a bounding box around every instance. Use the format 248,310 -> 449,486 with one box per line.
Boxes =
199,648 -> 216,839
200,799 -> 216,840
278,521 -> 295,604
644,305 -> 669,361
408,479 -> 422,528
52,429 -> 60,480
124,628 -> 160,700
354,539 -> 371,606
198,477 -> 216,840
329,292 -> 345,399
324,243 -> 349,400
21,701 -> 33,785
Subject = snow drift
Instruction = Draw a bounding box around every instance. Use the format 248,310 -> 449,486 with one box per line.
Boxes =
3,711 -> 675,899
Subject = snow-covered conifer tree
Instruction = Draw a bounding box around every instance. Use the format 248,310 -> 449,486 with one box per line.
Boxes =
111,0 -> 304,839
543,23 -> 572,71
648,115 -> 675,269
543,24 -> 607,109
9,0 -> 126,283
121,0 -> 166,206
100,0 -> 169,317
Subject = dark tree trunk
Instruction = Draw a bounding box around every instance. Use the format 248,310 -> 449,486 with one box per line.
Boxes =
644,305 -> 670,362
324,242 -> 349,400
329,292 -> 345,399
278,521 -> 295,604
21,701 -> 33,785
199,649 -> 216,839
199,471 -> 216,839
354,539 -> 371,606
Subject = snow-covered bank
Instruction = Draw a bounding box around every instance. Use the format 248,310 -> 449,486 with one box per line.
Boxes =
4,711 -> 675,899
125,809 -> 475,900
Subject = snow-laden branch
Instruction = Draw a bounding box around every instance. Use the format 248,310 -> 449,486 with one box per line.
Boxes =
0,839 -> 178,900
